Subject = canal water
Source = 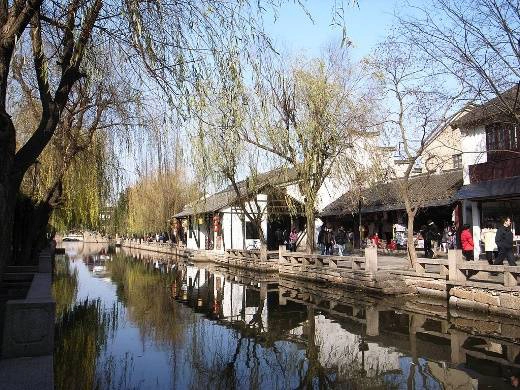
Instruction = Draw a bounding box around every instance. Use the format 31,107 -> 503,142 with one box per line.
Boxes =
54,243 -> 520,389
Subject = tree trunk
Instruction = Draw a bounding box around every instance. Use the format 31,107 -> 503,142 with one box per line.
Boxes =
0,182 -> 16,272
407,211 -> 417,268
305,210 -> 315,253
12,195 -> 52,266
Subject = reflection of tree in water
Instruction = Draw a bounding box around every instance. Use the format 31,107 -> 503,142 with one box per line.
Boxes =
107,254 -> 190,346
54,299 -> 115,390
52,254 -> 78,319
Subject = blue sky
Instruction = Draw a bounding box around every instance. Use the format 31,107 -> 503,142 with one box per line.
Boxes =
264,0 -> 403,60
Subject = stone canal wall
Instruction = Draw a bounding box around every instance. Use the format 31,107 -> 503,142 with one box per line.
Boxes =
0,248 -> 56,390
120,241 -> 520,317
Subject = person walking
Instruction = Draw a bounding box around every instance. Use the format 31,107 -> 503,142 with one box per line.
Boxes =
324,227 -> 335,255
275,227 -> 284,247
426,220 -> 439,258
441,224 -> 450,253
335,226 -> 347,256
460,224 -> 474,260
494,217 -> 516,266
289,228 -> 298,252
318,225 -> 326,255
481,223 -> 497,265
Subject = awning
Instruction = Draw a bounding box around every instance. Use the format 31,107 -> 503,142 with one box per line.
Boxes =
456,176 -> 520,200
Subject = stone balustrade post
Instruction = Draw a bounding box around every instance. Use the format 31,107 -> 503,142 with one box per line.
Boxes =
450,330 -> 468,364
365,247 -> 378,273
279,245 -> 287,263
260,245 -> 267,261
279,287 -> 287,305
448,250 -> 466,282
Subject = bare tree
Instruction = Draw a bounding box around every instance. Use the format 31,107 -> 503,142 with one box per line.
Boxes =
369,38 -> 461,266
399,0 -> 520,120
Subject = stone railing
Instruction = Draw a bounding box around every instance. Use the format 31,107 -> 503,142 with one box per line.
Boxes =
414,258 -> 450,278
279,246 -> 378,273
225,248 -> 279,262
121,239 -> 188,256
404,250 -> 520,316
448,250 -> 520,289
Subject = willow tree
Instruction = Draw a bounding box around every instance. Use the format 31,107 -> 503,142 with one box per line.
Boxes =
9,40 -> 136,264
0,0 -> 350,271
124,168 -> 197,236
191,48 -> 274,248
243,48 -> 376,252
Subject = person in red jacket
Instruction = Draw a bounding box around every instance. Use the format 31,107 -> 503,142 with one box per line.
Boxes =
460,224 -> 474,260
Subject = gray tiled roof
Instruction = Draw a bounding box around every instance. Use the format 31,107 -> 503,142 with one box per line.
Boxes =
320,169 -> 463,217
174,168 -> 298,218
453,86 -> 520,128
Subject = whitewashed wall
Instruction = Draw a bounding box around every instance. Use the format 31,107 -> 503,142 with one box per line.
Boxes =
221,194 -> 268,250
460,125 -> 487,184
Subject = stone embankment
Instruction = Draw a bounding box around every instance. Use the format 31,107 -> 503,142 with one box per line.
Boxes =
120,240 -> 520,318
0,248 -> 56,390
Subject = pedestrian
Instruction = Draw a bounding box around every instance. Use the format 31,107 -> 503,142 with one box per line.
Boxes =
318,225 -> 326,255
441,224 -> 450,253
460,224 -> 474,260
275,227 -> 284,247
324,227 -> 334,255
371,232 -> 380,248
448,225 -> 456,250
289,228 -> 298,252
426,220 -> 439,258
480,222 -> 497,265
335,226 -> 347,256
494,216 -> 516,266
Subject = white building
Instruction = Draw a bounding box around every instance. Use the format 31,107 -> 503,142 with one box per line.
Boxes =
452,87 -> 520,259
173,168 -> 305,251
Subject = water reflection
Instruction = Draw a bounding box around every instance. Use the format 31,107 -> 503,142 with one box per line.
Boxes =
53,244 -> 520,389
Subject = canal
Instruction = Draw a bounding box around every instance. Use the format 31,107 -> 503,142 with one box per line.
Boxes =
54,243 -> 520,389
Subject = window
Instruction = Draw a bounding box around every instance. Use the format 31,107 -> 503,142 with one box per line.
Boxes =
452,154 -> 462,169
486,123 -> 520,161
245,221 -> 260,239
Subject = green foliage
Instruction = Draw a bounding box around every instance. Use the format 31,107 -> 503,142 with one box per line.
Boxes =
112,169 -> 198,235
52,255 -> 78,319
54,299 -> 113,390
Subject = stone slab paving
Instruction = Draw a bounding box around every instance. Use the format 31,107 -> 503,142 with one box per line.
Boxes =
0,355 -> 53,390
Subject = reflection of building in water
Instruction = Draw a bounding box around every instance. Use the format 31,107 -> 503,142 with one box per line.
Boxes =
171,264 -> 520,388
288,315 -> 402,377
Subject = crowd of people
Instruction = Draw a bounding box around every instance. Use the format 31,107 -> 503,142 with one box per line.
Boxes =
317,225 -> 355,256
461,216 -> 516,265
